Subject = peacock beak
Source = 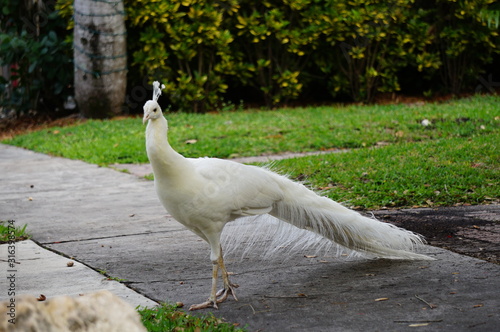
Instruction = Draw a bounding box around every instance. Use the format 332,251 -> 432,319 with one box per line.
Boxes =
143,113 -> 149,124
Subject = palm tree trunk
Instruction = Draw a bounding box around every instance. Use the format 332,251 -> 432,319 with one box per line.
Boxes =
73,0 -> 127,118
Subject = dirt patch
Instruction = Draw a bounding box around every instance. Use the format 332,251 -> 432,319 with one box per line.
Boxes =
373,205 -> 500,264
0,113 -> 85,140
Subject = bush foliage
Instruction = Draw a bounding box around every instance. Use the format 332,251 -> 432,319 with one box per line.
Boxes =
124,0 -> 498,111
2,0 -> 498,115
0,0 -> 73,116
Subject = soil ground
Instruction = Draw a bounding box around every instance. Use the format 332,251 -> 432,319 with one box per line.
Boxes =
373,205 -> 500,265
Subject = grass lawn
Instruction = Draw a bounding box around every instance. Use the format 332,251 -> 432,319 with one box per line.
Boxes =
270,133 -> 498,209
3,94 -> 498,164
138,303 -> 245,332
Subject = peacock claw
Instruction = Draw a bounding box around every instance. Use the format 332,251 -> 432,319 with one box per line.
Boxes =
216,283 -> 239,303
190,282 -> 239,311
189,300 -> 218,311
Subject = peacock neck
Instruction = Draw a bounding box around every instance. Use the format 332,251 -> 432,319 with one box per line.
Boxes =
146,116 -> 191,180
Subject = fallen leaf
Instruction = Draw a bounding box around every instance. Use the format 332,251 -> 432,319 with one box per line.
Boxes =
53,130 -> 60,134
304,255 -> 317,258
185,139 -> 197,144
297,293 -> 307,297
375,298 -> 389,302
176,302 -> 184,308
395,130 -> 405,137
473,304 -> 484,308
37,294 -> 46,301
409,323 -> 429,327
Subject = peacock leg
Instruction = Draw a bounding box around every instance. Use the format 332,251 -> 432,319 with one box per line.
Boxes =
215,246 -> 239,303
189,261 -> 219,311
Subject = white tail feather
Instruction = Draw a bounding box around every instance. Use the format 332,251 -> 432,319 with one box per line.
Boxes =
223,170 -> 433,261
222,215 -> 355,262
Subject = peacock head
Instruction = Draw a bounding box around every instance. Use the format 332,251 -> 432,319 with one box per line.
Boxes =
143,100 -> 162,124
143,81 -> 165,124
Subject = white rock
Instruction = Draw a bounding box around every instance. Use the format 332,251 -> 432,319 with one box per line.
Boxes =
0,290 -> 146,332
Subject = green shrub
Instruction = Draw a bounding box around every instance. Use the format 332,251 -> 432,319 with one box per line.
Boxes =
48,0 -> 499,115
0,0 -> 73,116
318,0 -> 418,102
428,0 -> 499,95
233,0 -> 323,106
126,0 -> 240,113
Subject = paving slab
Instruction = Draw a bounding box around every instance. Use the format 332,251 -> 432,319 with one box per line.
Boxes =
1,143 -> 500,331
0,240 -> 157,308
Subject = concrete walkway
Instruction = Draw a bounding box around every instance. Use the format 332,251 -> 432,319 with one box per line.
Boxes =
1,143 -> 499,331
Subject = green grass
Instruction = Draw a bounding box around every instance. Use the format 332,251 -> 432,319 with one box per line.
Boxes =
0,220 -> 30,243
3,95 -> 499,165
138,303 -> 245,332
268,133 -> 499,209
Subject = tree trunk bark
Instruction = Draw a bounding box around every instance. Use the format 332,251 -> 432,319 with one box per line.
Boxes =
73,0 -> 127,119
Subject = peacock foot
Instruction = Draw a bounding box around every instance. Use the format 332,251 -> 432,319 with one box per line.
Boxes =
189,300 -> 218,311
189,283 -> 239,311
